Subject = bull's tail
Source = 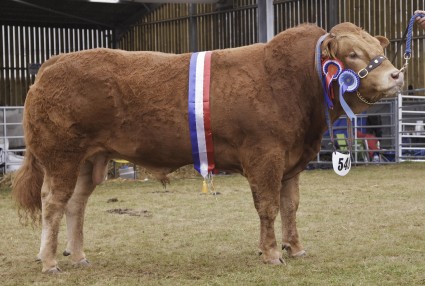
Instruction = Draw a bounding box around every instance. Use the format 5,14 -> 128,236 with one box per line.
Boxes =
12,149 -> 44,224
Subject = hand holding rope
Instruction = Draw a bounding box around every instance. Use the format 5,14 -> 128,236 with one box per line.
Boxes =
415,10 -> 425,29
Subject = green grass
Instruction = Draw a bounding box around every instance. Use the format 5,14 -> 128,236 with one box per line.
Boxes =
1,163 -> 424,285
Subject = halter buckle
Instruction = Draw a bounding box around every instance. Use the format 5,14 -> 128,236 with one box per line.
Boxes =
358,68 -> 368,78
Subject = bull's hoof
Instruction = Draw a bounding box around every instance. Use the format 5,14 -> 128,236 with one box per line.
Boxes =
265,257 -> 286,265
63,250 -> 71,256
291,250 -> 306,258
260,249 -> 285,265
73,258 -> 90,267
43,266 -> 62,274
282,244 -> 306,258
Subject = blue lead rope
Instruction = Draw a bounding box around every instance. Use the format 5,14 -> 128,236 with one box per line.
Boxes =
399,13 -> 425,73
405,13 -> 425,59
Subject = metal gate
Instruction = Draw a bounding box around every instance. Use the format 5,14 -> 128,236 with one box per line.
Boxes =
313,92 -> 425,165
397,93 -> 425,161
0,106 -> 25,173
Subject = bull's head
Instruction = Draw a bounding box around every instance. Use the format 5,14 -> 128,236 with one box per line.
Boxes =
321,22 -> 404,113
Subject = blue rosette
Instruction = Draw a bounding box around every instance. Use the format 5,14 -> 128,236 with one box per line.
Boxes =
338,69 -> 360,92
338,69 -> 360,121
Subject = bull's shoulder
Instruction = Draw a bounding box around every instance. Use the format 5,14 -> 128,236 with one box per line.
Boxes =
262,23 -> 325,88
210,43 -> 266,69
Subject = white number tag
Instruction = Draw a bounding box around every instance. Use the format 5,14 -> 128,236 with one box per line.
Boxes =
332,151 -> 351,176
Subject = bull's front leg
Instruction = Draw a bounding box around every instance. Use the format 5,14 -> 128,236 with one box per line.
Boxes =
243,149 -> 285,265
280,173 -> 306,257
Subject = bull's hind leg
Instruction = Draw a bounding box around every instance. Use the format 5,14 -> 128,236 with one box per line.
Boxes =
244,149 -> 285,265
63,161 -> 98,266
280,174 -> 305,257
38,165 -> 79,273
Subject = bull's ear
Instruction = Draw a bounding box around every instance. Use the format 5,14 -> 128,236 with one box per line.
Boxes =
375,36 -> 389,48
321,34 -> 338,59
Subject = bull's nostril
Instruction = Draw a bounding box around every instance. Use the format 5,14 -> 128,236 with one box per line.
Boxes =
391,72 -> 400,80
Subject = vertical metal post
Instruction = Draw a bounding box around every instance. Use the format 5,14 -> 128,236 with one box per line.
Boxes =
189,4 -> 198,52
2,107 -> 7,173
327,0 -> 339,29
258,0 -> 274,43
396,93 -> 402,162
354,118 -> 358,164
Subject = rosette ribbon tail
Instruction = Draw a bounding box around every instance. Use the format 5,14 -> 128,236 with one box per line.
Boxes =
338,69 -> 359,122
339,83 -> 357,122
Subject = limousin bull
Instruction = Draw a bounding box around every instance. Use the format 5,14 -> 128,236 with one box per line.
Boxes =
12,22 -> 404,273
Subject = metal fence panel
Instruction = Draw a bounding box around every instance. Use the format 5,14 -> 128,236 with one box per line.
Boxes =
0,106 -> 25,173
397,93 -> 425,161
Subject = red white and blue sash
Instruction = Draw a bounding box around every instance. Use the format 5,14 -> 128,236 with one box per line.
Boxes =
188,51 -> 215,178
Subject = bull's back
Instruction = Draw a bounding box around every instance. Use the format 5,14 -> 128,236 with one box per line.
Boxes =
30,48 -> 190,126
25,49 -> 193,157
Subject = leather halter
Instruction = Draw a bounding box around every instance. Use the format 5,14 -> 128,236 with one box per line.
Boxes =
315,33 -> 387,153
315,33 -> 387,107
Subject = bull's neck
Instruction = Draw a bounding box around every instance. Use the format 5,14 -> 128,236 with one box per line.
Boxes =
264,26 -> 352,136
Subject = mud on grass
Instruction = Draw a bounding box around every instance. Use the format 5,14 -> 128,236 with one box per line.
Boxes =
0,163 -> 424,285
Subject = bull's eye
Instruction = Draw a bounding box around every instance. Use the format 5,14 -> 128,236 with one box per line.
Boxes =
349,52 -> 357,59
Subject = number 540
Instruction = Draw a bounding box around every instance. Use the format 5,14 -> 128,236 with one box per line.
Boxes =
338,157 -> 350,171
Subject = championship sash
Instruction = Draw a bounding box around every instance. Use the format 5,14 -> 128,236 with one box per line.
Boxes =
188,51 -> 215,178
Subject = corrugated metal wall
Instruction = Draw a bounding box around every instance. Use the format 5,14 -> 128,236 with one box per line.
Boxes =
0,25 -> 112,105
119,1 -> 258,52
274,0 -> 330,31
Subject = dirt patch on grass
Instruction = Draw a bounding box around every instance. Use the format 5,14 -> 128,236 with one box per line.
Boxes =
106,208 -> 152,217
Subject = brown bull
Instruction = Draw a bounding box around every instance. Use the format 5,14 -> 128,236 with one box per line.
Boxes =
12,22 -> 404,273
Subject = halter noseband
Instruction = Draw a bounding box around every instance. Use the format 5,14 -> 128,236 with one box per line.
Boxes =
355,55 -> 388,105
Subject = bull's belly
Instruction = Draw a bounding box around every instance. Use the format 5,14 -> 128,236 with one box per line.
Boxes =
107,135 -> 193,166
